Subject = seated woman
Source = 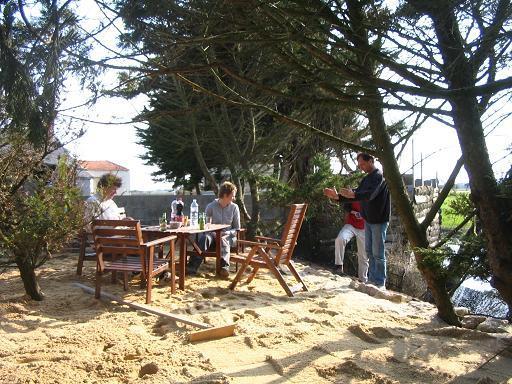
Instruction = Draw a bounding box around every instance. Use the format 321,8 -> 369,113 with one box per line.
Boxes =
85,173 -> 126,222
187,181 -> 241,278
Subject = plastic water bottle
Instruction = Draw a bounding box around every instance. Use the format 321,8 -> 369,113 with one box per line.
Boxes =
190,199 -> 199,227
170,199 -> 177,221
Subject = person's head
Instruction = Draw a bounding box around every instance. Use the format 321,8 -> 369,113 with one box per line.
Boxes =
356,153 -> 376,174
97,173 -> 122,199
218,181 -> 237,203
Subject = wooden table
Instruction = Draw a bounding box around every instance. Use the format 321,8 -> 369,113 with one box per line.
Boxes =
143,224 -> 230,291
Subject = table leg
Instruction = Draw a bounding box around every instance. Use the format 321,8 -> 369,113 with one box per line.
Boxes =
215,229 -> 221,275
179,234 -> 186,290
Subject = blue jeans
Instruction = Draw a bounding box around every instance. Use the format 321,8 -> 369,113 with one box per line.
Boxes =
198,232 -> 235,266
365,222 -> 388,287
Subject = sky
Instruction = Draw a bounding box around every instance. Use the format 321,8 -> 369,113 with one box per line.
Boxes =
64,93 -> 175,192
61,0 -> 511,192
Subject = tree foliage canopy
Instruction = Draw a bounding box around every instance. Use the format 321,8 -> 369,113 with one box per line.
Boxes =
103,0 -> 512,322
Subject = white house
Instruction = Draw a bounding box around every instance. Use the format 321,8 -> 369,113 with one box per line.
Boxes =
78,160 -> 130,196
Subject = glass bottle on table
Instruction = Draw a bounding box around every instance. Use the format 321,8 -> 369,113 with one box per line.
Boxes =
159,212 -> 167,231
198,212 -> 205,230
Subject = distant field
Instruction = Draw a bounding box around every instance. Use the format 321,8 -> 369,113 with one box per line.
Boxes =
441,192 -> 470,230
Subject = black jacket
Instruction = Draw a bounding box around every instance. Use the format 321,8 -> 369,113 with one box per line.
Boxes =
339,168 -> 390,224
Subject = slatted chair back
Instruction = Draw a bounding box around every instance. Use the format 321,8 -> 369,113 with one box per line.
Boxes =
229,203 -> 308,297
92,219 -> 144,269
91,219 -> 177,304
275,203 -> 307,264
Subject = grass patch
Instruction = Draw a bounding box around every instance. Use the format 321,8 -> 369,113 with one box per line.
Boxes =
441,192 -> 471,231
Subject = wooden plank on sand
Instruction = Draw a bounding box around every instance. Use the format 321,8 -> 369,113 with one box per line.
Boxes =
73,283 -> 235,341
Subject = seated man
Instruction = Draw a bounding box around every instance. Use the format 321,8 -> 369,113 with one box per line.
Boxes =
334,201 -> 367,282
187,181 -> 241,278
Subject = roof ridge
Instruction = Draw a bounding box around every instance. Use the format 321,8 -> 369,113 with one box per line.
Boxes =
78,160 -> 129,171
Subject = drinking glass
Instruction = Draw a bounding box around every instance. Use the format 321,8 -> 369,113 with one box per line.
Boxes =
205,215 -> 213,229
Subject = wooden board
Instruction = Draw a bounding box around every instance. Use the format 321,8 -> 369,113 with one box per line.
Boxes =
73,283 -> 236,341
189,324 -> 236,342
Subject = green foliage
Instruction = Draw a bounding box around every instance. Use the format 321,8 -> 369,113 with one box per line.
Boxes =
113,0 -> 365,193
260,154 -> 361,214
0,0 -> 94,146
441,192 -> 472,230
415,247 -> 448,275
0,151 -> 84,269
258,153 -> 363,239
0,1 -> 93,299
422,191 -> 491,295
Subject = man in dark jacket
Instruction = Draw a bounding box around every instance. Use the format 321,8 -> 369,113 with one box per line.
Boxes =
324,153 -> 390,288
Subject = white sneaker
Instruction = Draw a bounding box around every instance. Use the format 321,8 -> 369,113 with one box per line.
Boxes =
161,272 -> 172,282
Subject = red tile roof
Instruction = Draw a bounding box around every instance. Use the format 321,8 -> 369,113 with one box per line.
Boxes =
79,160 -> 129,172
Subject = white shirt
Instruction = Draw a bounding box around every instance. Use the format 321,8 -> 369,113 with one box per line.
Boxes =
86,194 -> 122,221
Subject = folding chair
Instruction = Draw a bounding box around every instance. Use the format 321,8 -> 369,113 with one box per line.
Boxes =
229,204 -> 308,296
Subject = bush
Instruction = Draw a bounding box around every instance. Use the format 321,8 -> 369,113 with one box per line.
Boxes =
0,138 -> 84,300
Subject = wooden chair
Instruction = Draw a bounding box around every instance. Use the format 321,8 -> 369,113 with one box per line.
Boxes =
229,204 -> 308,296
76,230 -> 96,275
193,228 -> 247,262
92,219 -> 177,304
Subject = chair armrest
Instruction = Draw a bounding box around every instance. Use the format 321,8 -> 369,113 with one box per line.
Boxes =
254,235 -> 281,244
143,235 -> 177,248
238,239 -> 282,249
236,228 -> 246,240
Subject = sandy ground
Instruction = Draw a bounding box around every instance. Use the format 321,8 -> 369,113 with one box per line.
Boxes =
0,254 -> 511,384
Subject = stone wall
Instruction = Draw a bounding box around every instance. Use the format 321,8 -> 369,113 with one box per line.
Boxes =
386,186 -> 440,297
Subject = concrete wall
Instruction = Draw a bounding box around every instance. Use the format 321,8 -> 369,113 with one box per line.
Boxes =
114,194 -> 261,226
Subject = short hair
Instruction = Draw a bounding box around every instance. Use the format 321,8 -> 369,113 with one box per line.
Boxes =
218,181 -> 237,198
356,153 -> 374,162
97,173 -> 122,189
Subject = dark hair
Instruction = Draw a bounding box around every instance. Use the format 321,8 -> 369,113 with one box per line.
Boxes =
356,153 -> 374,162
97,173 -> 122,189
218,181 -> 237,198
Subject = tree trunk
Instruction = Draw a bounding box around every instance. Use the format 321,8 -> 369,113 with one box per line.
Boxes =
247,176 -> 260,239
231,173 -> 252,222
15,255 -> 44,301
427,4 -> 512,314
450,99 -> 512,308
367,101 -> 460,325
346,0 -> 460,325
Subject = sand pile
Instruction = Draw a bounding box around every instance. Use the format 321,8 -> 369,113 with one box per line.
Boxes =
0,255 -> 511,384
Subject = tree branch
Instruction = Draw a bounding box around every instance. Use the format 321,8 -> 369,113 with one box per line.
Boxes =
421,156 -> 465,231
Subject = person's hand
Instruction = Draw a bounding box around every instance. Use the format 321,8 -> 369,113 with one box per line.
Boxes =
339,188 -> 355,199
323,187 -> 339,200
